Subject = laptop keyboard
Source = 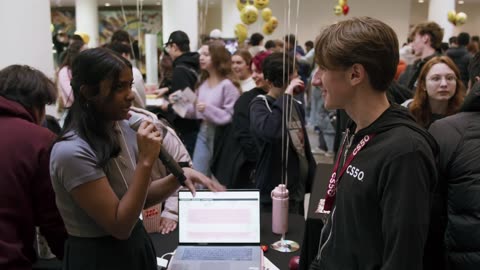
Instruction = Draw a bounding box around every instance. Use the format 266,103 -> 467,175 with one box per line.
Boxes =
182,247 -> 253,261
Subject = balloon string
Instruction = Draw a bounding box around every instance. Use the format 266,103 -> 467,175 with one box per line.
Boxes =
285,0 -> 301,190
119,0 -> 136,62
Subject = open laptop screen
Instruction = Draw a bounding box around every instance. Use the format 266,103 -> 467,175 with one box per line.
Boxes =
178,190 -> 260,244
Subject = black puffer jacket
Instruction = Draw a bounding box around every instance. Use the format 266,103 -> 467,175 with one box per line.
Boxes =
428,82 -> 480,270
446,46 -> 472,87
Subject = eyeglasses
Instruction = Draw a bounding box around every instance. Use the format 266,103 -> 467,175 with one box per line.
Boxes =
427,75 -> 457,83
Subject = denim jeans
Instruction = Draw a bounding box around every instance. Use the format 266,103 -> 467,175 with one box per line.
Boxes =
318,104 -> 335,152
192,122 -> 216,177
309,87 -> 322,126
311,86 -> 335,152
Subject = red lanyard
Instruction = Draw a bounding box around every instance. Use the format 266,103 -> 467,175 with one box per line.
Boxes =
323,133 -> 376,211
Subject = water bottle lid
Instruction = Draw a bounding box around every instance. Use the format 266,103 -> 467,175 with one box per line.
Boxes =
271,184 -> 289,199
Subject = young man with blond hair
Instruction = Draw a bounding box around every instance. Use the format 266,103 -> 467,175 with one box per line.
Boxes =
309,17 -> 438,270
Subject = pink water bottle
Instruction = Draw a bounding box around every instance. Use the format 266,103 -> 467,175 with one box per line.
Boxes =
271,184 -> 289,234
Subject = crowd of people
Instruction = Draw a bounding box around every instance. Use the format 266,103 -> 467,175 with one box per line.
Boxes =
0,15 -> 479,270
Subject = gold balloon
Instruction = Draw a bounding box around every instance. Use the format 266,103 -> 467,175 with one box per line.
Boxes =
456,12 -> 467,25
236,0 -> 252,12
235,23 -> 248,43
240,5 -> 259,25
261,8 -> 272,22
254,0 -> 269,9
339,0 -> 347,7
268,16 -> 278,29
447,10 -> 457,23
334,5 -> 342,16
262,23 -> 274,35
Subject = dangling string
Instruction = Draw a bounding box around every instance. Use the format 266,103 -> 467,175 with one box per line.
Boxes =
198,0 -> 209,47
284,0 -> 302,191
137,0 -> 144,62
284,0 -> 300,194
119,0 -> 137,62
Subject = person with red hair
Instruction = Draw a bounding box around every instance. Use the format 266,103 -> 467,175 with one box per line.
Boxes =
404,56 -> 465,128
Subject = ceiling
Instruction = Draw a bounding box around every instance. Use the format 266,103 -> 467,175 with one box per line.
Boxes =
50,0 -> 221,7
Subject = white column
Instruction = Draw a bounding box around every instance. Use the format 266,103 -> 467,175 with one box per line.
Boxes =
144,34 -> 158,86
428,0 -> 455,42
75,0 -> 99,47
163,0 -> 198,51
0,0 -> 55,78
221,0 -> 241,38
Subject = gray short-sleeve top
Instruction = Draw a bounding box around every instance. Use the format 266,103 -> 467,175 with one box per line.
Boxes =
50,121 -> 138,237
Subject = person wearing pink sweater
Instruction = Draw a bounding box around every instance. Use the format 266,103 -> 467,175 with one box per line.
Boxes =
185,41 -> 240,176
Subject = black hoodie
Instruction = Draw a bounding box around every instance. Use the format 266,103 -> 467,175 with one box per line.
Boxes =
310,104 -> 438,270
158,52 -> 200,155
170,52 -> 200,94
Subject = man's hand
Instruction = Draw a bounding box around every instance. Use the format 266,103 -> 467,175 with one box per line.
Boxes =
182,167 -> 226,197
154,87 -> 169,98
158,217 -> 177,234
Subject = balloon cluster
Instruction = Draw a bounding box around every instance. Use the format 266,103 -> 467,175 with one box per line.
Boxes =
447,10 -> 467,26
334,0 -> 349,16
234,0 -> 278,43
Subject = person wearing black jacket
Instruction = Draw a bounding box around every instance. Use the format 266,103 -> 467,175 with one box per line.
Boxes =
446,32 -> 472,87
210,51 -> 271,188
309,17 -> 437,270
158,31 -> 200,155
249,53 -> 316,214
428,53 -> 480,270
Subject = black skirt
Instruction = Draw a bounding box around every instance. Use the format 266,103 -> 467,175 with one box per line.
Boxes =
62,221 -> 157,270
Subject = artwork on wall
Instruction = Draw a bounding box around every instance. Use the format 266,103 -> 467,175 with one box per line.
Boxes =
50,7 -> 162,46
99,9 -> 162,45
51,9 -> 76,36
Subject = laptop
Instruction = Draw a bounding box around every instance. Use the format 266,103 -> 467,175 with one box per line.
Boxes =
168,190 -> 263,270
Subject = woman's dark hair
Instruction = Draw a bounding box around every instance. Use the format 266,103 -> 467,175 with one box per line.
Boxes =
61,47 -> 132,167
0,65 -> 56,113
60,40 -> 84,69
111,30 -> 130,43
107,41 -> 132,56
263,52 -> 296,88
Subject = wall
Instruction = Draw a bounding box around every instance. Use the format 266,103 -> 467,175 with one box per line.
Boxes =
455,3 -> 480,36
409,2 -> 479,40
203,4 -> 222,36
210,0 -> 412,50
409,1 -> 429,28
0,0 -> 55,78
